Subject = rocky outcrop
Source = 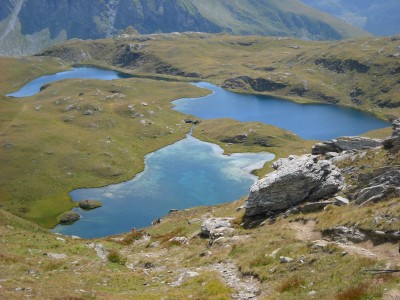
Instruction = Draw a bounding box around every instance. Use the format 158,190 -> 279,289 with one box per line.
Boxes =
383,118 -> 400,151
315,58 -> 370,73
78,200 -> 102,210
1,0 -> 364,55
59,211 -> 80,224
200,218 -> 234,239
245,155 -> 344,216
355,167 -> 400,205
331,226 -> 367,243
312,136 -> 382,155
222,76 -> 287,92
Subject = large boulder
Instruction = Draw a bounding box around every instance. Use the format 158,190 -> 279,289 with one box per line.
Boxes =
312,136 -> 382,155
200,218 -> 234,238
245,155 -> 344,216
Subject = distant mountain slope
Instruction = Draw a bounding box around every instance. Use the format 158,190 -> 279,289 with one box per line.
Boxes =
300,0 -> 400,36
0,0 -> 368,56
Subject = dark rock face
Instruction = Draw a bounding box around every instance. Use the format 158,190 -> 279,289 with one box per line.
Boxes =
245,155 -> 344,216
19,0 -> 106,40
112,44 -> 146,68
114,0 -> 220,35
222,76 -> 287,92
312,136 -> 382,155
315,58 -> 370,73
1,0 -> 367,56
220,134 -> 273,148
18,0 -> 220,40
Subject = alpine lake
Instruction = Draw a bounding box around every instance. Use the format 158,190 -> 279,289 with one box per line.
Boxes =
8,67 -> 389,238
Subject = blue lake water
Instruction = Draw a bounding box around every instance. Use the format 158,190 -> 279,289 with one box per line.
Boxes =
53,136 -> 274,238
11,67 -> 390,238
173,82 -> 390,140
6,67 -> 131,98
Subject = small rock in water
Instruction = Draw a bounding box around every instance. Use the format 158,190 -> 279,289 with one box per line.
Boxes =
59,211 -> 80,224
78,200 -> 102,210
151,218 -> 162,225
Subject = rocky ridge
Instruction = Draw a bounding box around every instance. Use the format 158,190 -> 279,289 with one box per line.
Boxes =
245,119 -> 400,227
0,0 -> 368,56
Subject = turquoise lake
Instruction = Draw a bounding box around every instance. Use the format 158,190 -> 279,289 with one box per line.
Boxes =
173,82 -> 389,141
53,136 -> 274,238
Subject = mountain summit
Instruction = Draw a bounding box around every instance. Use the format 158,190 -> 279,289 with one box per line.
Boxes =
0,0 -> 367,56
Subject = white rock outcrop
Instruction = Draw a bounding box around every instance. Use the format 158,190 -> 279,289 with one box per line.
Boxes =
245,155 -> 344,216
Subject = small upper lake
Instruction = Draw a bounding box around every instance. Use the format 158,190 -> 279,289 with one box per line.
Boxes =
6,66 -> 131,98
53,135 -> 274,238
173,82 -> 389,140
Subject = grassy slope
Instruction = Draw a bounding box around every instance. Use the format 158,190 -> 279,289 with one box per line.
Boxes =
191,0 -> 367,38
146,34 -> 400,118
43,33 -> 400,118
0,194 -> 399,299
0,57 -> 211,227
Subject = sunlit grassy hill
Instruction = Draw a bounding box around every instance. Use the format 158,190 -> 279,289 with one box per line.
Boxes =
42,33 -> 400,117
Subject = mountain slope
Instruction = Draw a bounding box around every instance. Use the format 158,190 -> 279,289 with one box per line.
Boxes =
0,0 -> 368,56
300,0 -> 400,36
39,33 -> 400,117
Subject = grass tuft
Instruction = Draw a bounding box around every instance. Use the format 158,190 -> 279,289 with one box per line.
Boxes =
276,275 -> 305,293
107,249 -> 126,265
335,283 -> 369,300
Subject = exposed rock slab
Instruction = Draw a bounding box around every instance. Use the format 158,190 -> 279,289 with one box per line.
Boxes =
312,136 -> 382,155
209,262 -> 260,300
200,218 -> 234,239
245,155 -> 344,216
297,200 -> 338,213
332,226 -> 367,243
46,253 -> 68,259
355,167 -> 400,205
